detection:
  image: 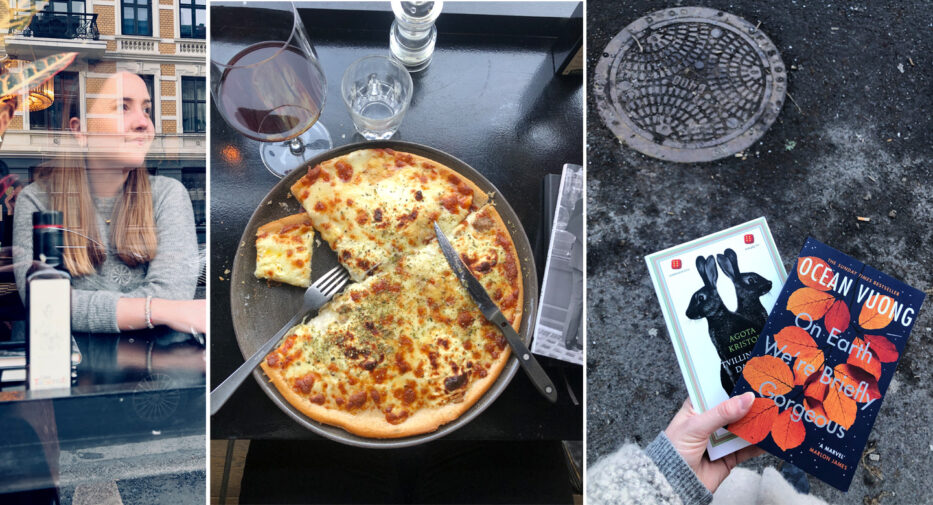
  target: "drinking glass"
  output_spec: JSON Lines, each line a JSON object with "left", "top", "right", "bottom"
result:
{"left": 210, "top": 2, "right": 331, "bottom": 177}
{"left": 341, "top": 56, "right": 413, "bottom": 141}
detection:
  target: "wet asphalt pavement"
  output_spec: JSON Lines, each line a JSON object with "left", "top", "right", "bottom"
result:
{"left": 586, "top": 1, "right": 932, "bottom": 503}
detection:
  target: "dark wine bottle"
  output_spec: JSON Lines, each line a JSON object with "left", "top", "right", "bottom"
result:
{"left": 25, "top": 211, "right": 71, "bottom": 391}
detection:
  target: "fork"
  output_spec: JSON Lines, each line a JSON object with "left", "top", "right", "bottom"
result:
{"left": 210, "top": 266, "right": 350, "bottom": 415}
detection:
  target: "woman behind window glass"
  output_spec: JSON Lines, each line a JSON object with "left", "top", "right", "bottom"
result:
{"left": 12, "top": 71, "right": 205, "bottom": 374}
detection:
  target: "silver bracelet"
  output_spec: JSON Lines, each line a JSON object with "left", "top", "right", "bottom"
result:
{"left": 145, "top": 295, "right": 155, "bottom": 329}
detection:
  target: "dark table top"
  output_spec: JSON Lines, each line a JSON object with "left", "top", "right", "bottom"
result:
{"left": 0, "top": 378, "right": 205, "bottom": 494}
{"left": 210, "top": 3, "right": 584, "bottom": 442}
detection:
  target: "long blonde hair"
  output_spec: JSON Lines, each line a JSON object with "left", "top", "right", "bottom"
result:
{"left": 35, "top": 154, "right": 157, "bottom": 277}
{"left": 35, "top": 71, "right": 158, "bottom": 276}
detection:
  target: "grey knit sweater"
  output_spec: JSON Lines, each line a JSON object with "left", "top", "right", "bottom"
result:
{"left": 587, "top": 432, "right": 712, "bottom": 505}
{"left": 588, "top": 433, "right": 830, "bottom": 505}
{"left": 13, "top": 175, "right": 198, "bottom": 333}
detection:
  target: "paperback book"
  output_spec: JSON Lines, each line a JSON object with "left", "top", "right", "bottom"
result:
{"left": 646, "top": 218, "right": 787, "bottom": 460}
{"left": 728, "top": 237, "right": 926, "bottom": 491}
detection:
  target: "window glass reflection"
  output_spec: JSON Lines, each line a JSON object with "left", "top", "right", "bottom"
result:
{"left": 0, "top": 1, "right": 206, "bottom": 499}
{"left": 179, "top": 0, "right": 205, "bottom": 39}
{"left": 29, "top": 72, "right": 79, "bottom": 131}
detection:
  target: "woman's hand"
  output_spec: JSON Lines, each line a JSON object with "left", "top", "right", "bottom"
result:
{"left": 150, "top": 298, "right": 206, "bottom": 334}
{"left": 664, "top": 392, "right": 762, "bottom": 493}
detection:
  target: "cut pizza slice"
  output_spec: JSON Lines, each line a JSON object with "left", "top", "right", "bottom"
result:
{"left": 290, "top": 148, "right": 489, "bottom": 281}
{"left": 260, "top": 205, "right": 522, "bottom": 438}
{"left": 254, "top": 213, "right": 314, "bottom": 287}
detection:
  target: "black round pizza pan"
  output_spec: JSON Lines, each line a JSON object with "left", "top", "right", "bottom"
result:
{"left": 228, "top": 140, "right": 538, "bottom": 448}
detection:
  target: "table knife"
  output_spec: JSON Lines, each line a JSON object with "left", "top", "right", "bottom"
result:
{"left": 433, "top": 222, "right": 558, "bottom": 403}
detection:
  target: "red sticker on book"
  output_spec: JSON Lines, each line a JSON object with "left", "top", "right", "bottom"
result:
{"left": 671, "top": 259, "right": 682, "bottom": 269}
{"left": 744, "top": 234, "right": 755, "bottom": 244}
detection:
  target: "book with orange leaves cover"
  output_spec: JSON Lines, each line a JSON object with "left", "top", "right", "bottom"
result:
{"left": 728, "top": 237, "right": 925, "bottom": 491}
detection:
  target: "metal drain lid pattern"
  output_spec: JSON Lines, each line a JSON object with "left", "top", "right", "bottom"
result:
{"left": 594, "top": 7, "right": 787, "bottom": 162}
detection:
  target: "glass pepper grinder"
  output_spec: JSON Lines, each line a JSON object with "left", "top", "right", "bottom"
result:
{"left": 389, "top": 0, "right": 443, "bottom": 72}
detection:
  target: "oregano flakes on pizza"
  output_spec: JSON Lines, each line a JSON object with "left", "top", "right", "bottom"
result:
{"left": 258, "top": 149, "right": 523, "bottom": 438}
{"left": 290, "top": 148, "right": 488, "bottom": 281}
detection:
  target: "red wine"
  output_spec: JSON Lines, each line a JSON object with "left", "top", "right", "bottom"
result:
{"left": 217, "top": 41, "right": 326, "bottom": 142}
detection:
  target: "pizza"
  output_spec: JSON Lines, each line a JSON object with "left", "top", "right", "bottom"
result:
{"left": 259, "top": 199, "right": 523, "bottom": 438}
{"left": 254, "top": 213, "right": 314, "bottom": 287}
{"left": 290, "top": 148, "right": 488, "bottom": 281}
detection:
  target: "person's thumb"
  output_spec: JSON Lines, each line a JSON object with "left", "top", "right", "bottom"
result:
{"left": 688, "top": 392, "right": 755, "bottom": 437}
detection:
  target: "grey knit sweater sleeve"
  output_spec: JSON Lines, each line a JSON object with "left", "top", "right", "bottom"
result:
{"left": 13, "top": 185, "right": 119, "bottom": 333}
{"left": 109, "top": 176, "right": 199, "bottom": 301}
{"left": 587, "top": 432, "right": 713, "bottom": 505}
{"left": 13, "top": 176, "right": 198, "bottom": 333}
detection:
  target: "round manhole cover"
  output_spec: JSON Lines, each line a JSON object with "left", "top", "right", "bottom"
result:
{"left": 593, "top": 7, "right": 786, "bottom": 162}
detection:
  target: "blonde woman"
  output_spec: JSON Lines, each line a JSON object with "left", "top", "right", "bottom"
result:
{"left": 12, "top": 71, "right": 204, "bottom": 370}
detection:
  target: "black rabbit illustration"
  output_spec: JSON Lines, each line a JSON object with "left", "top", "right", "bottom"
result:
{"left": 685, "top": 255, "right": 755, "bottom": 394}
{"left": 716, "top": 248, "right": 773, "bottom": 330}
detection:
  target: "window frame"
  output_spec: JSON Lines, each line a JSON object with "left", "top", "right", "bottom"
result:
{"left": 49, "top": 0, "right": 86, "bottom": 16}
{"left": 178, "top": 0, "right": 205, "bottom": 39}
{"left": 29, "top": 71, "right": 80, "bottom": 131}
{"left": 120, "top": 0, "right": 152, "bottom": 37}
{"left": 181, "top": 76, "right": 205, "bottom": 133}
{"left": 138, "top": 74, "right": 155, "bottom": 106}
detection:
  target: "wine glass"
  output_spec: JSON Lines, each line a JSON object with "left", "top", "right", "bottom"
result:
{"left": 210, "top": 2, "right": 331, "bottom": 177}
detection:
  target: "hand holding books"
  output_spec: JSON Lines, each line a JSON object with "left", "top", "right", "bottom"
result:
{"left": 663, "top": 392, "right": 761, "bottom": 493}
{"left": 646, "top": 218, "right": 787, "bottom": 460}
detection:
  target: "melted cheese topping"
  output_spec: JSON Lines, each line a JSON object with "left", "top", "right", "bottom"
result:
{"left": 291, "top": 149, "right": 478, "bottom": 281}
{"left": 254, "top": 214, "right": 314, "bottom": 287}
{"left": 264, "top": 206, "right": 521, "bottom": 427}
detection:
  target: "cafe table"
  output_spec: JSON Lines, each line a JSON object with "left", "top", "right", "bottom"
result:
{"left": 0, "top": 345, "right": 205, "bottom": 497}
{"left": 210, "top": 2, "right": 584, "bottom": 444}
